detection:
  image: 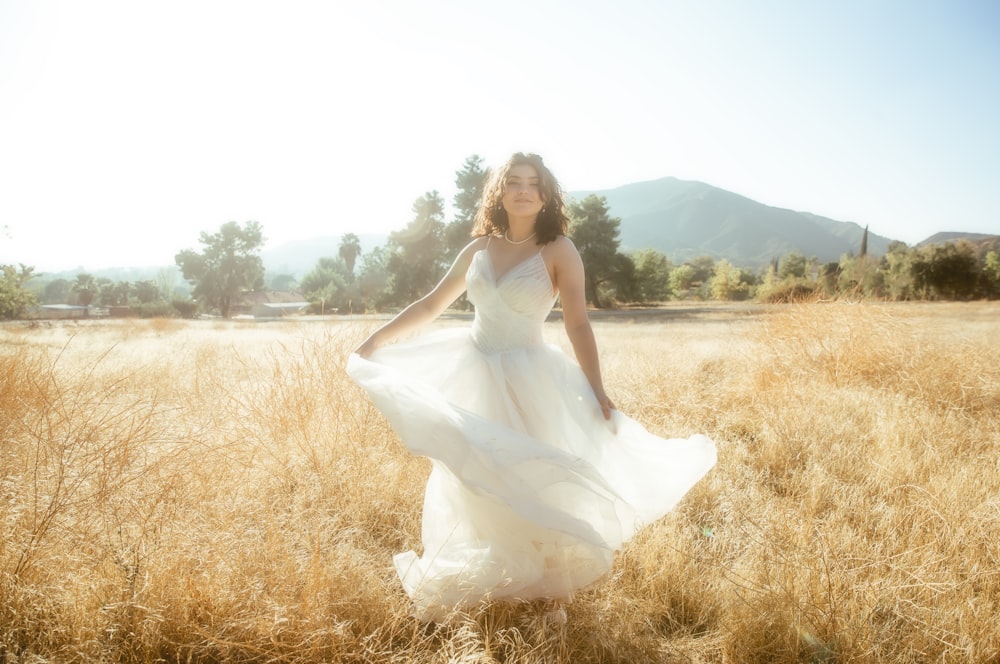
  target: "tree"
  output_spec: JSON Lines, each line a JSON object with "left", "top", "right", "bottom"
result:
{"left": 611, "top": 253, "right": 639, "bottom": 303}
{"left": 338, "top": 233, "right": 362, "bottom": 278}
{"left": 911, "top": 241, "right": 980, "bottom": 300}
{"left": 72, "top": 273, "right": 98, "bottom": 309}
{"left": 301, "top": 257, "right": 349, "bottom": 314}
{"left": 357, "top": 246, "right": 390, "bottom": 311}
{"left": 755, "top": 262, "right": 780, "bottom": 301}
{"left": 444, "top": 155, "right": 488, "bottom": 259}
{"left": 818, "top": 261, "right": 841, "bottom": 297}
{"left": 0, "top": 264, "right": 37, "bottom": 319}
{"left": 882, "top": 241, "right": 913, "bottom": 300}
{"left": 175, "top": 221, "right": 266, "bottom": 318}
{"left": 568, "top": 195, "right": 622, "bottom": 308}
{"left": 155, "top": 267, "right": 179, "bottom": 300}
{"left": 43, "top": 278, "right": 71, "bottom": 304}
{"left": 686, "top": 256, "right": 717, "bottom": 285}
{"left": 669, "top": 264, "right": 696, "bottom": 298}
{"left": 385, "top": 192, "right": 447, "bottom": 307}
{"left": 632, "top": 249, "right": 672, "bottom": 302}
{"left": 709, "top": 259, "right": 748, "bottom": 300}
{"left": 100, "top": 280, "right": 133, "bottom": 306}
{"left": 134, "top": 280, "right": 161, "bottom": 304}
{"left": 778, "top": 252, "right": 808, "bottom": 280}
{"left": 983, "top": 250, "right": 1000, "bottom": 298}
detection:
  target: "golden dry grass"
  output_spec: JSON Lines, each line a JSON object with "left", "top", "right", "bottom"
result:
{"left": 1, "top": 303, "right": 998, "bottom": 663}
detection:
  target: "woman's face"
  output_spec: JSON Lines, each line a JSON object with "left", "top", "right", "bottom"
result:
{"left": 501, "top": 163, "right": 545, "bottom": 220}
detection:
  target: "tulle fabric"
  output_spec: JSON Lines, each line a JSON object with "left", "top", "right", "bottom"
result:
{"left": 347, "top": 246, "right": 716, "bottom": 620}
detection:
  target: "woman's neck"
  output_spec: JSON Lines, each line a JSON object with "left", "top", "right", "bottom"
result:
{"left": 506, "top": 216, "right": 537, "bottom": 242}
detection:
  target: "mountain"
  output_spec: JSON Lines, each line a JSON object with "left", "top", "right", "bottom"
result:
{"left": 917, "top": 231, "right": 999, "bottom": 247}
{"left": 569, "top": 177, "right": 894, "bottom": 267}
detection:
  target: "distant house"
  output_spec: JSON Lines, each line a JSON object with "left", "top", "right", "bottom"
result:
{"left": 240, "top": 290, "right": 310, "bottom": 319}
{"left": 251, "top": 301, "right": 310, "bottom": 318}
{"left": 31, "top": 304, "right": 108, "bottom": 320}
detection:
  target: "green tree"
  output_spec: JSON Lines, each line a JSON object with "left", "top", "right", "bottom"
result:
{"left": 738, "top": 267, "right": 759, "bottom": 289}
{"left": 778, "top": 252, "right": 808, "bottom": 280}
{"left": 98, "top": 279, "right": 133, "bottom": 307}
{"left": 171, "top": 298, "right": 198, "bottom": 318}
{"left": 43, "top": 278, "right": 71, "bottom": 304}
{"left": 911, "top": 241, "right": 980, "bottom": 300}
{"left": 818, "top": 262, "right": 841, "bottom": 297}
{"left": 444, "top": 155, "right": 488, "bottom": 259}
{"left": 175, "top": 221, "right": 266, "bottom": 318}
{"left": 882, "top": 241, "right": 913, "bottom": 300}
{"left": 611, "top": 253, "right": 639, "bottom": 303}
{"left": 983, "top": 250, "right": 1000, "bottom": 298}
{"left": 385, "top": 192, "right": 447, "bottom": 307}
{"left": 755, "top": 262, "right": 780, "bottom": 301}
{"left": 94, "top": 277, "right": 116, "bottom": 306}
{"left": 837, "top": 249, "right": 883, "bottom": 297}
{"left": 134, "top": 280, "right": 161, "bottom": 304}
{"left": 686, "top": 256, "right": 717, "bottom": 285}
{"left": 709, "top": 259, "right": 748, "bottom": 300}
{"left": 357, "top": 246, "right": 390, "bottom": 311}
{"left": 72, "top": 273, "right": 98, "bottom": 309}
{"left": 155, "top": 267, "right": 179, "bottom": 300}
{"left": 338, "top": 233, "right": 362, "bottom": 278}
{"left": 669, "top": 264, "right": 696, "bottom": 298}
{"left": 632, "top": 248, "right": 672, "bottom": 302}
{"left": 568, "top": 195, "right": 622, "bottom": 308}
{"left": 0, "top": 264, "right": 37, "bottom": 319}
{"left": 301, "top": 257, "right": 350, "bottom": 314}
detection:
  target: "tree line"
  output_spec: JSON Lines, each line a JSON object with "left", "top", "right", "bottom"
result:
{"left": 2, "top": 156, "right": 998, "bottom": 320}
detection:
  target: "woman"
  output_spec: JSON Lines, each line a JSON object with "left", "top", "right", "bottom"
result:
{"left": 349, "top": 153, "right": 716, "bottom": 621}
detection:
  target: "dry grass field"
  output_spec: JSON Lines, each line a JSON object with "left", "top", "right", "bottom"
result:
{"left": 1, "top": 302, "right": 998, "bottom": 663}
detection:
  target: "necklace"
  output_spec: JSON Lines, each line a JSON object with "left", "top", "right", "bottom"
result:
{"left": 504, "top": 230, "right": 537, "bottom": 245}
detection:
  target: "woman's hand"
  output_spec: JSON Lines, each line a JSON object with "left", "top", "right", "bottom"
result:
{"left": 593, "top": 388, "right": 615, "bottom": 421}
{"left": 349, "top": 237, "right": 486, "bottom": 361}
{"left": 353, "top": 334, "right": 382, "bottom": 359}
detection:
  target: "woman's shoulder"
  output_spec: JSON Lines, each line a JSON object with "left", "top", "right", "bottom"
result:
{"left": 451, "top": 235, "right": 491, "bottom": 266}
{"left": 460, "top": 235, "right": 492, "bottom": 254}
{"left": 544, "top": 235, "right": 581, "bottom": 259}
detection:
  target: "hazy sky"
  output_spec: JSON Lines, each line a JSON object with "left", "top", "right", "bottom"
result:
{"left": 1, "top": 0, "right": 998, "bottom": 272}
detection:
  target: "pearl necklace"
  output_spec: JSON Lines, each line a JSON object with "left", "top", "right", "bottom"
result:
{"left": 504, "top": 230, "right": 537, "bottom": 245}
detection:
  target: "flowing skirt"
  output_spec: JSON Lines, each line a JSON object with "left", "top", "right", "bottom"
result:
{"left": 347, "top": 328, "right": 716, "bottom": 620}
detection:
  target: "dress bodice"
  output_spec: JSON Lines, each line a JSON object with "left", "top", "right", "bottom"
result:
{"left": 466, "top": 248, "right": 556, "bottom": 354}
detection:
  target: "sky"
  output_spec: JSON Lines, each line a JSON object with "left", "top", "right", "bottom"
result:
{"left": 1, "top": 0, "right": 998, "bottom": 272}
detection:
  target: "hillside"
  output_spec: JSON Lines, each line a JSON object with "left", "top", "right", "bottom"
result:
{"left": 569, "top": 177, "right": 894, "bottom": 267}
{"left": 918, "top": 231, "right": 999, "bottom": 247}
{"left": 29, "top": 180, "right": 987, "bottom": 282}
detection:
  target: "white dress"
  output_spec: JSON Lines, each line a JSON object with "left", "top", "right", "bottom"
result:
{"left": 347, "top": 244, "right": 717, "bottom": 620}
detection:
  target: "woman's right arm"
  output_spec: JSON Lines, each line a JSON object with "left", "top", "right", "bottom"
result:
{"left": 353, "top": 237, "right": 486, "bottom": 358}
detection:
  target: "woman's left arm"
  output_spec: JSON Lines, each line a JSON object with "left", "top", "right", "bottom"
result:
{"left": 551, "top": 237, "right": 615, "bottom": 420}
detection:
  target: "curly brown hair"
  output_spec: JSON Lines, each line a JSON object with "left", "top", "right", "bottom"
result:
{"left": 471, "top": 152, "right": 569, "bottom": 245}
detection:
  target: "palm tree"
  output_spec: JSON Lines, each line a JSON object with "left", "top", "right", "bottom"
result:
{"left": 72, "top": 273, "right": 98, "bottom": 315}
{"left": 338, "top": 233, "right": 362, "bottom": 278}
